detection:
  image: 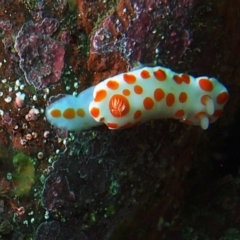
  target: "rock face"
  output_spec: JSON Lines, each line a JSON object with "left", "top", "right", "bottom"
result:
{"left": 86, "top": 0, "right": 193, "bottom": 84}
{"left": 0, "top": 0, "right": 239, "bottom": 239}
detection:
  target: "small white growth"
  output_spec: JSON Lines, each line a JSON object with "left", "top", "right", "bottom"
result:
{"left": 4, "top": 96, "right": 12, "bottom": 103}
{"left": 74, "top": 82, "right": 78, "bottom": 89}
{"left": 37, "top": 152, "right": 44, "bottom": 159}
{"left": 200, "top": 116, "right": 209, "bottom": 130}
{"left": 32, "top": 95, "right": 38, "bottom": 101}
{"left": 25, "top": 108, "right": 40, "bottom": 121}
{"left": 15, "top": 79, "right": 21, "bottom": 86}
{"left": 0, "top": 109, "right": 4, "bottom": 116}
{"left": 15, "top": 92, "right": 26, "bottom": 108}
{"left": 44, "top": 88, "right": 50, "bottom": 95}
{"left": 43, "top": 131, "right": 50, "bottom": 138}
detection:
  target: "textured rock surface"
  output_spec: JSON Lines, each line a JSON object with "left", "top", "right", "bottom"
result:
{"left": 0, "top": 0, "right": 239, "bottom": 239}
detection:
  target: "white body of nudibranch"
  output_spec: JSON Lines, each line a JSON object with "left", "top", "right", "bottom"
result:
{"left": 45, "top": 66, "right": 229, "bottom": 131}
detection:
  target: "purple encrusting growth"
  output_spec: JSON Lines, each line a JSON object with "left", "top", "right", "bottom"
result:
{"left": 90, "top": 0, "right": 192, "bottom": 64}
{"left": 0, "top": 20, "right": 12, "bottom": 31}
{"left": 14, "top": 18, "right": 65, "bottom": 89}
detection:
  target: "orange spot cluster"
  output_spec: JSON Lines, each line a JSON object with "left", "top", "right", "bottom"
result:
{"left": 90, "top": 67, "right": 228, "bottom": 131}
{"left": 50, "top": 108, "right": 86, "bottom": 119}
{"left": 173, "top": 74, "right": 190, "bottom": 84}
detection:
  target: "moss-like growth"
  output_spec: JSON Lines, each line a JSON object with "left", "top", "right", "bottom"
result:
{"left": 11, "top": 152, "right": 35, "bottom": 197}
{"left": 67, "top": 0, "right": 77, "bottom": 12}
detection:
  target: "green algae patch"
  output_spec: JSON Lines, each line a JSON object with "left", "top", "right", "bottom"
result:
{"left": 11, "top": 152, "right": 35, "bottom": 197}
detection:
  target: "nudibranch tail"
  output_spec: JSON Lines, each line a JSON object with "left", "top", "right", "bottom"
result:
{"left": 45, "top": 86, "right": 103, "bottom": 131}
{"left": 45, "top": 66, "right": 229, "bottom": 131}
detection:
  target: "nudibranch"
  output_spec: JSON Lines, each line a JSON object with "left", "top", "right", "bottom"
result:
{"left": 45, "top": 66, "right": 229, "bottom": 131}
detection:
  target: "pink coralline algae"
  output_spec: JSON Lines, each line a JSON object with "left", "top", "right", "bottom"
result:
{"left": 90, "top": 0, "right": 192, "bottom": 65}
{"left": 14, "top": 18, "right": 65, "bottom": 89}
{"left": 0, "top": 20, "right": 12, "bottom": 32}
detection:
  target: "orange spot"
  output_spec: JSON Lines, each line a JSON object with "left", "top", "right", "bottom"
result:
{"left": 94, "top": 89, "right": 107, "bottom": 102}
{"left": 143, "top": 97, "right": 154, "bottom": 110}
{"left": 166, "top": 93, "right": 175, "bottom": 107}
{"left": 195, "top": 111, "right": 206, "bottom": 120}
{"left": 179, "top": 92, "right": 187, "bottom": 103}
{"left": 123, "top": 73, "right": 136, "bottom": 84}
{"left": 121, "top": 122, "right": 133, "bottom": 128}
{"left": 183, "top": 119, "right": 193, "bottom": 125}
{"left": 109, "top": 94, "right": 130, "bottom": 117}
{"left": 181, "top": 74, "right": 190, "bottom": 84}
{"left": 173, "top": 75, "right": 182, "bottom": 84}
{"left": 50, "top": 109, "right": 61, "bottom": 118}
{"left": 174, "top": 109, "right": 185, "bottom": 118}
{"left": 200, "top": 95, "right": 211, "bottom": 105}
{"left": 153, "top": 69, "right": 167, "bottom": 81}
{"left": 154, "top": 88, "right": 165, "bottom": 101}
{"left": 63, "top": 108, "right": 76, "bottom": 119}
{"left": 90, "top": 107, "right": 100, "bottom": 118}
{"left": 107, "top": 122, "right": 118, "bottom": 129}
{"left": 134, "top": 110, "right": 142, "bottom": 119}
{"left": 122, "top": 89, "right": 130, "bottom": 96}
{"left": 140, "top": 70, "right": 151, "bottom": 79}
{"left": 76, "top": 108, "right": 85, "bottom": 117}
{"left": 213, "top": 109, "right": 223, "bottom": 117}
{"left": 199, "top": 78, "right": 213, "bottom": 92}
{"left": 217, "top": 92, "right": 229, "bottom": 104}
{"left": 106, "top": 80, "right": 119, "bottom": 90}
{"left": 134, "top": 85, "right": 143, "bottom": 94}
